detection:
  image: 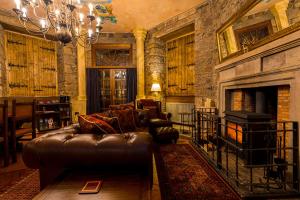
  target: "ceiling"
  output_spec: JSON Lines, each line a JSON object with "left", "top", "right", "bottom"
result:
{"left": 0, "top": 0, "right": 203, "bottom": 32}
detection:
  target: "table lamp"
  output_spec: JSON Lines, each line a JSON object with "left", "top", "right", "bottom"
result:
{"left": 151, "top": 83, "right": 161, "bottom": 101}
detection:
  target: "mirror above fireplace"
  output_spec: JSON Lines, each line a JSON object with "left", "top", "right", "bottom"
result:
{"left": 217, "top": 0, "right": 300, "bottom": 62}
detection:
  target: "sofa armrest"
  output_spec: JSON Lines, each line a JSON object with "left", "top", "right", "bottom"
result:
{"left": 160, "top": 112, "right": 172, "bottom": 120}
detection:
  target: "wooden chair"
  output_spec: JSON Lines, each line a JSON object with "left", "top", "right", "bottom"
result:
{"left": 11, "top": 99, "right": 36, "bottom": 162}
{"left": 0, "top": 100, "right": 9, "bottom": 166}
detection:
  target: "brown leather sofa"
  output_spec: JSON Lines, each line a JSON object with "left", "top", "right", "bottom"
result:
{"left": 22, "top": 125, "right": 153, "bottom": 189}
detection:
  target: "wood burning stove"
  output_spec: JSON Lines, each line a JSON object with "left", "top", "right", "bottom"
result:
{"left": 225, "top": 111, "right": 275, "bottom": 165}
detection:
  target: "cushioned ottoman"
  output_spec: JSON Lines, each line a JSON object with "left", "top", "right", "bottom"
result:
{"left": 154, "top": 127, "right": 179, "bottom": 144}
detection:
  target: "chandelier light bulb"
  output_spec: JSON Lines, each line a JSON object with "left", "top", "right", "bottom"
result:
{"left": 21, "top": 7, "right": 27, "bottom": 18}
{"left": 55, "top": 9, "right": 60, "bottom": 17}
{"left": 77, "top": 0, "right": 81, "bottom": 4}
{"left": 40, "top": 19, "right": 46, "bottom": 29}
{"left": 88, "top": 3, "right": 93, "bottom": 15}
{"left": 88, "top": 29, "right": 93, "bottom": 38}
{"left": 96, "top": 17, "right": 102, "bottom": 26}
{"left": 15, "top": 0, "right": 21, "bottom": 10}
{"left": 31, "top": 0, "right": 37, "bottom": 5}
{"left": 75, "top": 27, "right": 79, "bottom": 35}
{"left": 79, "top": 13, "right": 84, "bottom": 22}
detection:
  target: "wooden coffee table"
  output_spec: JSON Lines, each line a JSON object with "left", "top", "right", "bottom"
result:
{"left": 33, "top": 170, "right": 151, "bottom": 200}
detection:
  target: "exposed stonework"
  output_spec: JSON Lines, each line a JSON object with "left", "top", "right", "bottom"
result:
{"left": 144, "top": 0, "right": 248, "bottom": 108}
{"left": 194, "top": 0, "right": 247, "bottom": 106}
{"left": 144, "top": 37, "right": 165, "bottom": 96}
{"left": 57, "top": 44, "right": 78, "bottom": 98}
{"left": 278, "top": 86, "right": 290, "bottom": 121}
{"left": 231, "top": 89, "right": 243, "bottom": 111}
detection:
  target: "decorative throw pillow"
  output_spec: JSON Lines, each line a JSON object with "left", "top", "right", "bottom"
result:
{"left": 78, "top": 115, "right": 117, "bottom": 134}
{"left": 120, "top": 102, "right": 135, "bottom": 110}
{"left": 109, "top": 102, "right": 135, "bottom": 110}
{"left": 144, "top": 106, "right": 158, "bottom": 119}
{"left": 110, "top": 109, "right": 136, "bottom": 133}
{"left": 91, "top": 113, "right": 122, "bottom": 133}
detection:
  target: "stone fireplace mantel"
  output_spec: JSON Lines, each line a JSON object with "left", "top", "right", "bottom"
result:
{"left": 215, "top": 30, "right": 300, "bottom": 127}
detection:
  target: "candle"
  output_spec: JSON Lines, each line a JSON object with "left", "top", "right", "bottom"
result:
{"left": 88, "top": 3, "right": 93, "bottom": 15}
{"left": 15, "top": 0, "right": 21, "bottom": 10}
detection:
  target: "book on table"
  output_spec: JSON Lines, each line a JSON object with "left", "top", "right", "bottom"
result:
{"left": 79, "top": 180, "right": 102, "bottom": 194}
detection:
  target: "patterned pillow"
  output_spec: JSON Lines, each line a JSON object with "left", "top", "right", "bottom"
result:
{"left": 90, "top": 113, "right": 122, "bottom": 133}
{"left": 110, "top": 109, "right": 136, "bottom": 133}
{"left": 78, "top": 115, "right": 117, "bottom": 134}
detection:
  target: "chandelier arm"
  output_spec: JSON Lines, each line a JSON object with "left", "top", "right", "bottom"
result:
{"left": 19, "top": 17, "right": 43, "bottom": 35}
{"left": 46, "top": 8, "right": 57, "bottom": 29}
{"left": 21, "top": 20, "right": 45, "bottom": 36}
{"left": 32, "top": 4, "right": 47, "bottom": 20}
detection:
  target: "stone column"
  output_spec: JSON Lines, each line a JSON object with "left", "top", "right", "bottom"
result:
{"left": 72, "top": 44, "right": 87, "bottom": 121}
{"left": 133, "top": 28, "right": 147, "bottom": 99}
{"left": 271, "top": 0, "right": 289, "bottom": 30}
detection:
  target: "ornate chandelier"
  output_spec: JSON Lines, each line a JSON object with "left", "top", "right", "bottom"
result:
{"left": 12, "top": 0, "right": 117, "bottom": 46}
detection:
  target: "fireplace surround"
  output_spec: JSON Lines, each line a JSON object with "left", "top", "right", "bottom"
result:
{"left": 215, "top": 29, "right": 300, "bottom": 194}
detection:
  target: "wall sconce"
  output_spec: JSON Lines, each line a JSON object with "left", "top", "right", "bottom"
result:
{"left": 151, "top": 83, "right": 161, "bottom": 101}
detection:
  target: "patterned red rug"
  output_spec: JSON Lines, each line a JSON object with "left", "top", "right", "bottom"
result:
{"left": 0, "top": 169, "right": 40, "bottom": 200}
{"left": 155, "top": 144, "right": 241, "bottom": 200}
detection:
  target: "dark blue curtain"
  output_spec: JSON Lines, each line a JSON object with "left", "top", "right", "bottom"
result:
{"left": 126, "top": 68, "right": 137, "bottom": 103}
{"left": 86, "top": 68, "right": 102, "bottom": 114}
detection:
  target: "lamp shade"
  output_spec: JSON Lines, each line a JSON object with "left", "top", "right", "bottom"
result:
{"left": 151, "top": 83, "right": 161, "bottom": 92}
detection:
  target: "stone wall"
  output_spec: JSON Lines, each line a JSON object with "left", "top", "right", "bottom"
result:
{"left": 145, "top": 0, "right": 248, "bottom": 108}
{"left": 57, "top": 44, "right": 78, "bottom": 98}
{"left": 194, "top": 0, "right": 247, "bottom": 106}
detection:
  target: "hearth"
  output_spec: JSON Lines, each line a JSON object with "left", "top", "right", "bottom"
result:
{"left": 225, "top": 111, "right": 275, "bottom": 165}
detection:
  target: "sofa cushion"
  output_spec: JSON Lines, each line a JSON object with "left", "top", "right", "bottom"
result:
{"left": 110, "top": 109, "right": 136, "bottom": 133}
{"left": 78, "top": 115, "right": 117, "bottom": 135}
{"left": 90, "top": 114, "right": 122, "bottom": 133}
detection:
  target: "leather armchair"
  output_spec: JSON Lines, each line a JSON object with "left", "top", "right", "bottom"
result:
{"left": 137, "top": 99, "right": 171, "bottom": 122}
{"left": 136, "top": 99, "right": 172, "bottom": 135}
